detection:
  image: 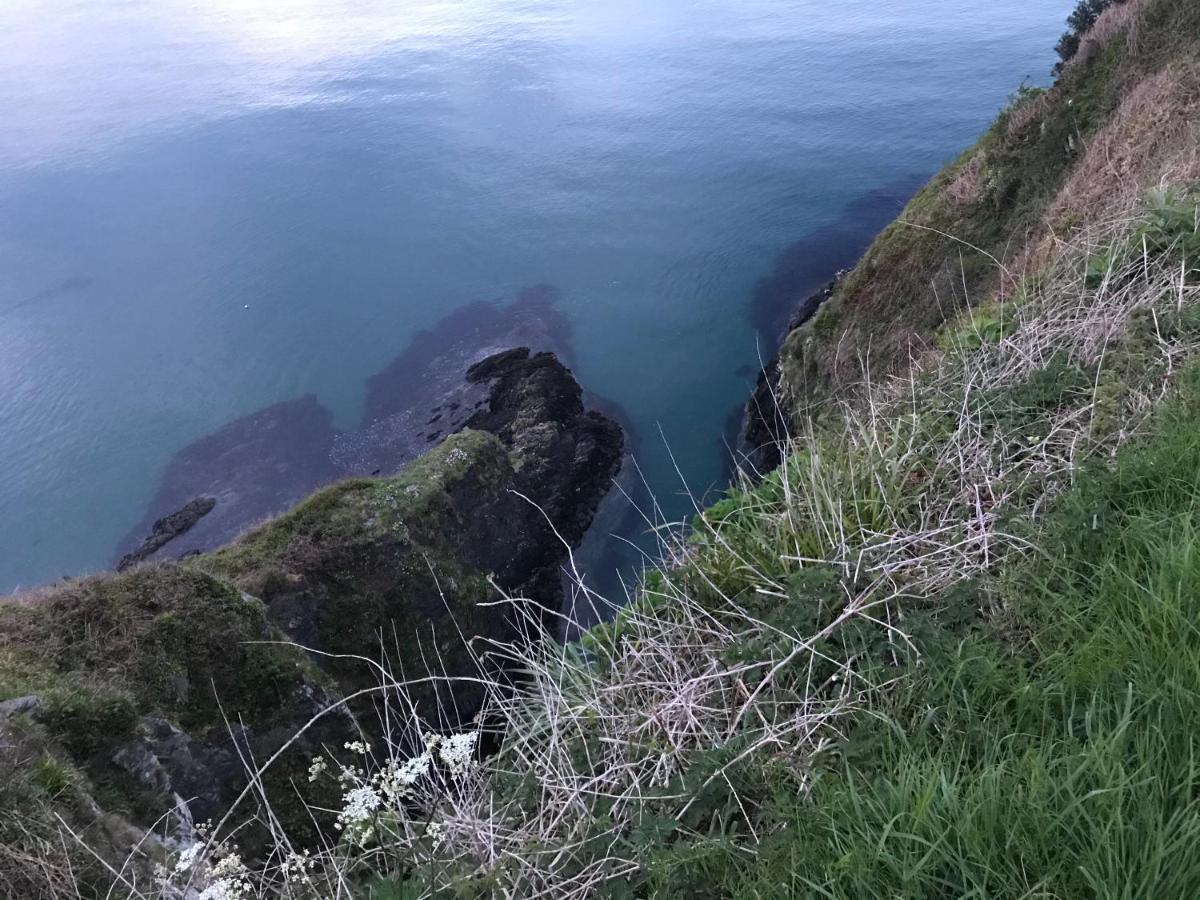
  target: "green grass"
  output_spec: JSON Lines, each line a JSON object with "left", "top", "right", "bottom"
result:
{"left": 654, "top": 372, "right": 1200, "bottom": 899}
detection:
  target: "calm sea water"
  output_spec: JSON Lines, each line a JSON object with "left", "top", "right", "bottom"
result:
{"left": 0, "top": 0, "right": 1066, "bottom": 592}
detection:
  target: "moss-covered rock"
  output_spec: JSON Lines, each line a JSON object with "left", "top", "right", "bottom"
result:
{"left": 188, "top": 351, "right": 622, "bottom": 730}
{"left": 192, "top": 429, "right": 517, "bottom": 725}
{"left": 0, "top": 347, "right": 623, "bottom": 875}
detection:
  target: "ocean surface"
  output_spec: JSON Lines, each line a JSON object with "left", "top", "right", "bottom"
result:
{"left": 0, "top": 0, "right": 1066, "bottom": 593}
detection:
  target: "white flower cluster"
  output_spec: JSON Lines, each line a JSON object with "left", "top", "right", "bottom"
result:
{"left": 425, "top": 820, "right": 445, "bottom": 849}
{"left": 437, "top": 731, "right": 478, "bottom": 777}
{"left": 378, "top": 751, "right": 431, "bottom": 803}
{"left": 314, "top": 729, "right": 481, "bottom": 852}
{"left": 307, "top": 755, "right": 328, "bottom": 782}
{"left": 279, "top": 849, "right": 316, "bottom": 886}
{"left": 197, "top": 853, "right": 252, "bottom": 900}
{"left": 173, "top": 842, "right": 203, "bottom": 874}
{"left": 336, "top": 784, "right": 382, "bottom": 846}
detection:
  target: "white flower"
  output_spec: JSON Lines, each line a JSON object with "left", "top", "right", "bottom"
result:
{"left": 426, "top": 820, "right": 445, "bottom": 849}
{"left": 338, "top": 784, "right": 382, "bottom": 846}
{"left": 344, "top": 740, "right": 368, "bottom": 755}
{"left": 198, "top": 853, "right": 252, "bottom": 900}
{"left": 377, "top": 752, "right": 431, "bottom": 802}
{"left": 307, "top": 756, "right": 328, "bottom": 782}
{"left": 280, "top": 850, "right": 315, "bottom": 885}
{"left": 341, "top": 785, "right": 381, "bottom": 819}
{"left": 438, "top": 731, "right": 478, "bottom": 777}
{"left": 173, "top": 842, "right": 203, "bottom": 873}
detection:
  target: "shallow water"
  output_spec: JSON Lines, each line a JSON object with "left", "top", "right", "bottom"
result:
{"left": 0, "top": 0, "right": 1067, "bottom": 592}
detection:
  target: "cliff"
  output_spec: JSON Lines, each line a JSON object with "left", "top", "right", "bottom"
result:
{"left": 777, "top": 0, "right": 1200, "bottom": 415}
{"left": 0, "top": 349, "right": 621, "bottom": 892}
{"left": 5, "top": 0, "right": 1200, "bottom": 896}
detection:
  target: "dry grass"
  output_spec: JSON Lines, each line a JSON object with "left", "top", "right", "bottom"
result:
{"left": 947, "top": 152, "right": 986, "bottom": 205}
{"left": 1053, "top": 64, "right": 1200, "bottom": 223}
{"left": 1003, "top": 88, "right": 1053, "bottom": 140}
{"left": 1006, "top": 63, "right": 1200, "bottom": 289}
{"left": 1064, "top": 0, "right": 1154, "bottom": 74}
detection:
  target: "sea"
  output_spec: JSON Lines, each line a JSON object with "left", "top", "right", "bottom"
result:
{"left": 0, "top": 0, "right": 1067, "bottom": 592}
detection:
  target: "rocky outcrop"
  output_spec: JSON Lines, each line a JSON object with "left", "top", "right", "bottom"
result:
{"left": 195, "top": 349, "right": 622, "bottom": 728}
{"left": 117, "top": 496, "right": 216, "bottom": 571}
{"left": 1, "top": 348, "right": 621, "bottom": 870}
{"left": 740, "top": 282, "right": 836, "bottom": 478}
{"left": 114, "top": 288, "right": 576, "bottom": 567}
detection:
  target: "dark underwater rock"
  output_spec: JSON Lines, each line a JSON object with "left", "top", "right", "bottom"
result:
{"left": 117, "top": 496, "right": 216, "bottom": 571}
{"left": 115, "top": 288, "right": 577, "bottom": 567}
{"left": 113, "top": 396, "right": 340, "bottom": 565}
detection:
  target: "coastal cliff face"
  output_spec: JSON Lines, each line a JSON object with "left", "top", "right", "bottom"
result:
{"left": 4, "top": 0, "right": 1200, "bottom": 895}
{"left": 0, "top": 349, "right": 620, "bottom": 885}
{"left": 771, "top": 0, "right": 1200, "bottom": 418}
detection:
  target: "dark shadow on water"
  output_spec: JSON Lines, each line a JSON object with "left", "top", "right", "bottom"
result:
{"left": 117, "top": 286, "right": 579, "bottom": 561}
{"left": 114, "top": 396, "right": 341, "bottom": 561}
{"left": 748, "top": 175, "right": 926, "bottom": 344}
{"left": 725, "top": 175, "right": 927, "bottom": 483}
{"left": 2, "top": 275, "right": 93, "bottom": 317}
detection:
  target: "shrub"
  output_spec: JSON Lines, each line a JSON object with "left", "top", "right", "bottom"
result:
{"left": 1055, "top": 0, "right": 1125, "bottom": 72}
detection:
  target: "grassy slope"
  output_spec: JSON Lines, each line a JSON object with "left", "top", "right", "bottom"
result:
{"left": 341, "top": 188, "right": 1199, "bottom": 898}
{"left": 781, "top": 0, "right": 1200, "bottom": 410}
{"left": 337, "top": 8, "right": 1200, "bottom": 893}
{"left": 653, "top": 374, "right": 1200, "bottom": 898}
{"left": 631, "top": 3, "right": 1200, "bottom": 894}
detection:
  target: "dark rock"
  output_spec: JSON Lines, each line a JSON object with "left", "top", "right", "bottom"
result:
{"left": 117, "top": 497, "right": 216, "bottom": 571}
{"left": 0, "top": 695, "right": 41, "bottom": 719}
{"left": 113, "top": 396, "right": 340, "bottom": 564}
{"left": 344, "top": 286, "right": 574, "bottom": 476}
{"left": 740, "top": 282, "right": 837, "bottom": 479}
{"left": 463, "top": 348, "right": 626, "bottom": 601}
{"left": 193, "top": 350, "right": 623, "bottom": 735}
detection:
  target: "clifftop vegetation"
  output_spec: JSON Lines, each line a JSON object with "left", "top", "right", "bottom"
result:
{"left": 781, "top": 0, "right": 1200, "bottom": 411}
{"left": 3, "top": 0, "right": 1200, "bottom": 897}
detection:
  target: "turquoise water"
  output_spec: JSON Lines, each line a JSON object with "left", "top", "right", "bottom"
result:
{"left": 0, "top": 0, "right": 1066, "bottom": 592}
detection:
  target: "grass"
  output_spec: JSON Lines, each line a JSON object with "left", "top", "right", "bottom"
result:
{"left": 712, "top": 371, "right": 1200, "bottom": 899}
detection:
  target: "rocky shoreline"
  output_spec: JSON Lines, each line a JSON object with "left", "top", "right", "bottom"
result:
{"left": 114, "top": 288, "right": 584, "bottom": 566}
{"left": 740, "top": 280, "right": 838, "bottom": 477}
{"left": 0, "top": 343, "right": 624, "bottom": 868}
